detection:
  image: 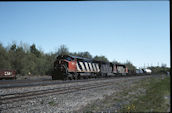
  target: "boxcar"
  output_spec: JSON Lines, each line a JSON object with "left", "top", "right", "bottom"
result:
{"left": 0, "top": 70, "right": 16, "bottom": 80}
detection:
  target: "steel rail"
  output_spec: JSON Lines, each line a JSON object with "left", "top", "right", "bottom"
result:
{"left": 0, "top": 74, "right": 146, "bottom": 89}
{"left": 0, "top": 75, "right": 151, "bottom": 111}
{"left": 0, "top": 81, "right": 116, "bottom": 111}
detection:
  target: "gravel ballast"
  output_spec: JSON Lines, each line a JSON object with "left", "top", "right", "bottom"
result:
{"left": 0, "top": 75, "right": 151, "bottom": 113}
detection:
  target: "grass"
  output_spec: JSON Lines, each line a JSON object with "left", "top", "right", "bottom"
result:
{"left": 48, "top": 100, "right": 56, "bottom": 106}
{"left": 78, "top": 78, "right": 145, "bottom": 112}
{"left": 78, "top": 75, "right": 170, "bottom": 112}
{"left": 120, "top": 76, "right": 170, "bottom": 112}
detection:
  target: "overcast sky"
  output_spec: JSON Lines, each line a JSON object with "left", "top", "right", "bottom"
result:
{"left": 0, "top": 1, "right": 170, "bottom": 68}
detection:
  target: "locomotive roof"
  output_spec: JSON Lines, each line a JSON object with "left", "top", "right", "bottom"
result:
{"left": 68, "top": 55, "right": 111, "bottom": 64}
{"left": 57, "top": 55, "right": 93, "bottom": 61}
{"left": 115, "top": 64, "right": 126, "bottom": 67}
{"left": 69, "top": 55, "right": 93, "bottom": 61}
{"left": 57, "top": 55, "right": 126, "bottom": 66}
{"left": 93, "top": 60, "right": 110, "bottom": 64}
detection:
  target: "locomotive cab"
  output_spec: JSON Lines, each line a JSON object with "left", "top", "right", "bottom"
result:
{"left": 52, "top": 55, "right": 77, "bottom": 80}
{"left": 54, "top": 55, "right": 76, "bottom": 71}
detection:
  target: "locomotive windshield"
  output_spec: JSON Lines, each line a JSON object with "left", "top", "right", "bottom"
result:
{"left": 65, "top": 57, "right": 72, "bottom": 61}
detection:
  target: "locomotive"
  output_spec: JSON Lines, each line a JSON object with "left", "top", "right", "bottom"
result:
{"left": 52, "top": 55, "right": 128, "bottom": 80}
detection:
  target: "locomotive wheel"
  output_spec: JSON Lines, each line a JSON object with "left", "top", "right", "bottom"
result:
{"left": 72, "top": 73, "right": 78, "bottom": 80}
{"left": 91, "top": 73, "right": 94, "bottom": 78}
{"left": 95, "top": 75, "right": 97, "bottom": 79}
{"left": 66, "top": 76, "right": 72, "bottom": 80}
{"left": 83, "top": 76, "right": 87, "bottom": 79}
{"left": 52, "top": 76, "right": 57, "bottom": 80}
{"left": 74, "top": 76, "right": 78, "bottom": 80}
{"left": 77, "top": 74, "right": 81, "bottom": 80}
{"left": 69, "top": 76, "right": 72, "bottom": 80}
{"left": 63, "top": 65, "right": 72, "bottom": 80}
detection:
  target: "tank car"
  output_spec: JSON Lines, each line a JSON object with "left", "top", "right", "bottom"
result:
{"left": 136, "top": 69, "right": 144, "bottom": 75}
{"left": 142, "top": 68, "right": 152, "bottom": 75}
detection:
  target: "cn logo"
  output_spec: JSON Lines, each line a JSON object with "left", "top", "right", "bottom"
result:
{"left": 4, "top": 71, "right": 12, "bottom": 76}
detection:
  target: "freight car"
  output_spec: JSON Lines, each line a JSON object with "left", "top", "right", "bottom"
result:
{"left": 0, "top": 70, "right": 16, "bottom": 80}
{"left": 142, "top": 68, "right": 152, "bottom": 75}
{"left": 52, "top": 55, "right": 128, "bottom": 80}
{"left": 114, "top": 64, "right": 128, "bottom": 76}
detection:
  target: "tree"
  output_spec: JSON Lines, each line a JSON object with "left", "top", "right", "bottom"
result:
{"left": 30, "top": 44, "right": 41, "bottom": 57}
{"left": 93, "top": 55, "right": 109, "bottom": 62}
{"left": 0, "top": 43, "right": 11, "bottom": 69}
{"left": 112, "top": 60, "right": 121, "bottom": 65}
{"left": 123, "top": 60, "right": 136, "bottom": 70}
{"left": 161, "top": 63, "right": 167, "bottom": 68}
{"left": 10, "top": 44, "right": 17, "bottom": 51}
{"left": 148, "top": 66, "right": 170, "bottom": 74}
{"left": 56, "top": 45, "right": 69, "bottom": 56}
{"left": 70, "top": 51, "right": 92, "bottom": 59}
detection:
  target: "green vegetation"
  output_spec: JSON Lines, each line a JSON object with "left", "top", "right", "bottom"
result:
{"left": 70, "top": 51, "right": 93, "bottom": 59}
{"left": 0, "top": 42, "right": 111, "bottom": 75}
{"left": 56, "top": 44, "right": 69, "bottom": 56}
{"left": 0, "top": 42, "right": 169, "bottom": 76}
{"left": 148, "top": 66, "right": 170, "bottom": 74}
{"left": 78, "top": 76, "right": 170, "bottom": 112}
{"left": 123, "top": 60, "right": 136, "bottom": 70}
{"left": 93, "top": 55, "right": 109, "bottom": 62}
{"left": 112, "top": 60, "right": 136, "bottom": 70}
{"left": 0, "top": 42, "right": 56, "bottom": 75}
{"left": 120, "top": 76, "right": 170, "bottom": 112}
{"left": 48, "top": 100, "right": 56, "bottom": 106}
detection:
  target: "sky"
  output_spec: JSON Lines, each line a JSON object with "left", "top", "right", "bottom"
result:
{"left": 0, "top": 1, "right": 170, "bottom": 68}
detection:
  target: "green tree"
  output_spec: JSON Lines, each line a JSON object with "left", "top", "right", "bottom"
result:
{"left": 10, "top": 44, "right": 17, "bottom": 51}
{"left": 0, "top": 43, "right": 11, "bottom": 69}
{"left": 112, "top": 60, "right": 121, "bottom": 65}
{"left": 123, "top": 60, "right": 136, "bottom": 70}
{"left": 148, "top": 65, "right": 170, "bottom": 74}
{"left": 93, "top": 55, "right": 109, "bottom": 62}
{"left": 161, "top": 63, "right": 167, "bottom": 68}
{"left": 30, "top": 44, "right": 41, "bottom": 57}
{"left": 70, "top": 51, "right": 92, "bottom": 59}
{"left": 56, "top": 45, "right": 69, "bottom": 56}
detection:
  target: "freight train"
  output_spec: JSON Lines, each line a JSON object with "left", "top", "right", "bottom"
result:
{"left": 52, "top": 55, "right": 131, "bottom": 80}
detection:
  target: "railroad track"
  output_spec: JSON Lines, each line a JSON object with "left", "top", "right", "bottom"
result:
{"left": 0, "top": 75, "right": 152, "bottom": 111}
{"left": 0, "top": 81, "right": 117, "bottom": 111}
{"left": 0, "top": 74, "right": 146, "bottom": 89}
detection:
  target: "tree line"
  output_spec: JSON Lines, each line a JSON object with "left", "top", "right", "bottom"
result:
{"left": 148, "top": 65, "right": 170, "bottom": 74}
{"left": 0, "top": 42, "right": 169, "bottom": 76}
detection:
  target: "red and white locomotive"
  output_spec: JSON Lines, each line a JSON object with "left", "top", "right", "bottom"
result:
{"left": 52, "top": 55, "right": 128, "bottom": 80}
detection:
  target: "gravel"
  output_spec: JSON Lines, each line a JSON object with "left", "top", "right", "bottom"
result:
{"left": 16, "top": 75, "right": 51, "bottom": 80}
{"left": 0, "top": 75, "right": 150, "bottom": 113}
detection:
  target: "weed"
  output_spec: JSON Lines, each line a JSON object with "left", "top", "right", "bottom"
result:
{"left": 120, "top": 76, "right": 170, "bottom": 112}
{"left": 48, "top": 100, "right": 56, "bottom": 106}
